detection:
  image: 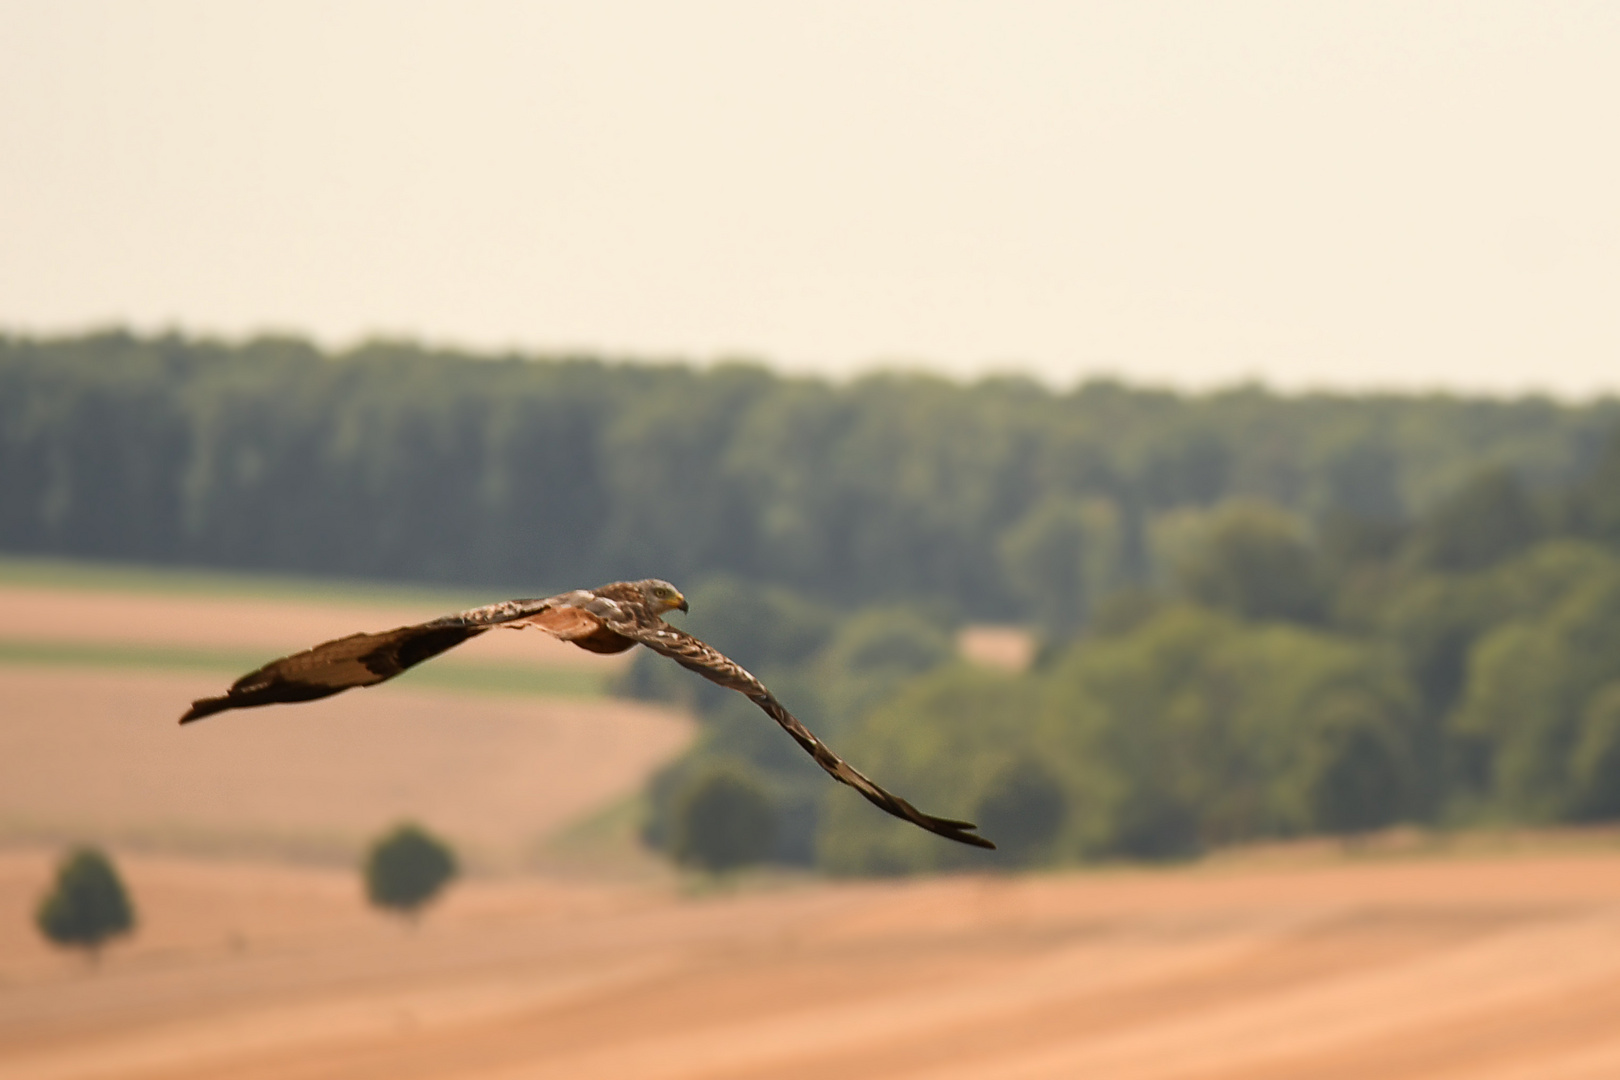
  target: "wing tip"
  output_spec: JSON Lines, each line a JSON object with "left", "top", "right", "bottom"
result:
{"left": 178, "top": 696, "right": 231, "bottom": 724}
{"left": 947, "top": 826, "right": 996, "bottom": 851}
{"left": 921, "top": 814, "right": 995, "bottom": 850}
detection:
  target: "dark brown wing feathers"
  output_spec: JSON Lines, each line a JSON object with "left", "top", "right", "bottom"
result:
{"left": 178, "top": 595, "right": 563, "bottom": 724}
{"left": 625, "top": 624, "right": 994, "bottom": 850}
{"left": 179, "top": 622, "right": 487, "bottom": 723}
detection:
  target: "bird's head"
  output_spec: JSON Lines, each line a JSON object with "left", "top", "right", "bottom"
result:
{"left": 638, "top": 579, "right": 689, "bottom": 615}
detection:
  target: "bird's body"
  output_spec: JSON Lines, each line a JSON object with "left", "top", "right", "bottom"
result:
{"left": 181, "top": 579, "right": 992, "bottom": 849}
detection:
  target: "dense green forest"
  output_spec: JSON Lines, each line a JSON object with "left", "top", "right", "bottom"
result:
{"left": 6, "top": 330, "right": 1620, "bottom": 873}
{"left": 5, "top": 330, "right": 1618, "bottom": 615}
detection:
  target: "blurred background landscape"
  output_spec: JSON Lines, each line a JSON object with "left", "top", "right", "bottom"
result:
{"left": 5, "top": 3, "right": 1620, "bottom": 1078}
{"left": 7, "top": 333, "right": 1620, "bottom": 1079}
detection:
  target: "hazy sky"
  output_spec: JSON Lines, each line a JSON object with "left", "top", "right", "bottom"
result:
{"left": 2, "top": 2, "right": 1617, "bottom": 395}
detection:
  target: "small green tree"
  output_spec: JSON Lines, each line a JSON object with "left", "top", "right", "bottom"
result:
{"left": 364, "top": 823, "right": 457, "bottom": 922}
{"left": 36, "top": 847, "right": 135, "bottom": 963}
{"left": 671, "top": 765, "right": 776, "bottom": 873}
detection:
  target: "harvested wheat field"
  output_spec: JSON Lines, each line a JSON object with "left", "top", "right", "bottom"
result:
{"left": 0, "top": 564, "right": 688, "bottom": 866}
{"left": 0, "top": 666, "right": 691, "bottom": 866}
{"left": 6, "top": 846, "right": 1620, "bottom": 1080}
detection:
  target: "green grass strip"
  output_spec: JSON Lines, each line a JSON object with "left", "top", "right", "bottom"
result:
{"left": 0, "top": 639, "right": 270, "bottom": 673}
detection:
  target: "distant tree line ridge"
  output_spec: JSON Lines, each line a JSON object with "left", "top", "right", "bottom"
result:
{"left": 3, "top": 330, "right": 1617, "bottom": 622}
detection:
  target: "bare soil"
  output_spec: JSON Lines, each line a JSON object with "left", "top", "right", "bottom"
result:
{"left": 0, "top": 577, "right": 689, "bottom": 865}
{"left": 0, "top": 666, "right": 690, "bottom": 867}
{"left": 5, "top": 847, "right": 1620, "bottom": 1079}
{"left": 955, "top": 625, "right": 1036, "bottom": 672}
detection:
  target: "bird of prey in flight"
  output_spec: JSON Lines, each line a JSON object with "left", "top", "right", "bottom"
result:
{"left": 181, "top": 578, "right": 993, "bottom": 849}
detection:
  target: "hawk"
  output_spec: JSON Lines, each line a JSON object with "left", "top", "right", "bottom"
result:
{"left": 180, "top": 579, "right": 993, "bottom": 849}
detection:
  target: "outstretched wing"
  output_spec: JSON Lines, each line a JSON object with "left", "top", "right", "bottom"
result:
{"left": 626, "top": 623, "right": 994, "bottom": 850}
{"left": 178, "top": 595, "right": 571, "bottom": 724}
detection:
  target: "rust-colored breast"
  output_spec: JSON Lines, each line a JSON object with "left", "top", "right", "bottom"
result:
{"left": 518, "top": 605, "right": 636, "bottom": 654}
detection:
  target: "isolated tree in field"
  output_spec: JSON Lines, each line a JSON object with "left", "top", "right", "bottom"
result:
{"left": 364, "top": 823, "right": 457, "bottom": 922}
{"left": 672, "top": 765, "right": 777, "bottom": 873}
{"left": 36, "top": 847, "right": 135, "bottom": 963}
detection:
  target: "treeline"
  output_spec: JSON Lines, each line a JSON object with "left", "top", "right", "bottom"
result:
{"left": 641, "top": 452, "right": 1620, "bottom": 874}
{"left": 4, "top": 330, "right": 1618, "bottom": 622}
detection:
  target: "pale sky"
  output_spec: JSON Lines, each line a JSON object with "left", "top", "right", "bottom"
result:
{"left": 2, "top": 2, "right": 1617, "bottom": 395}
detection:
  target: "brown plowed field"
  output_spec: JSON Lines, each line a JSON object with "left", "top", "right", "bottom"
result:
{"left": 0, "top": 667, "right": 690, "bottom": 865}
{"left": 0, "top": 576, "right": 687, "bottom": 865}
{"left": 5, "top": 848, "right": 1620, "bottom": 1079}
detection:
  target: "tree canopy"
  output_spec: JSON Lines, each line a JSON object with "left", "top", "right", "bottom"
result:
{"left": 363, "top": 823, "right": 457, "bottom": 919}
{"left": 36, "top": 847, "right": 135, "bottom": 959}
{"left": 5, "top": 331, "right": 1615, "bottom": 621}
